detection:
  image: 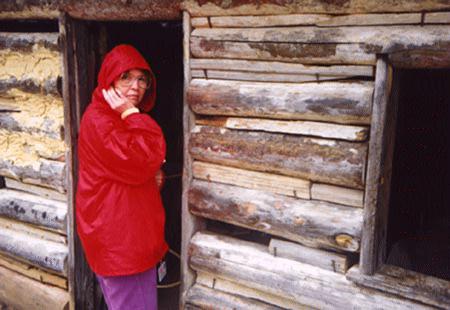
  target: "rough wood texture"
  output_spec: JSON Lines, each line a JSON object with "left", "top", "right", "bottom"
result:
{"left": 189, "top": 180, "right": 363, "bottom": 252}
{"left": 269, "top": 238, "right": 349, "bottom": 274}
{"left": 182, "top": 0, "right": 450, "bottom": 16}
{"left": 0, "top": 32, "right": 58, "bottom": 52}
{"left": 388, "top": 45, "right": 450, "bottom": 68}
{"left": 191, "top": 38, "right": 376, "bottom": 65}
{"left": 206, "top": 13, "right": 421, "bottom": 27}
{"left": 186, "top": 284, "right": 280, "bottom": 310}
{"left": 192, "top": 161, "right": 311, "bottom": 199}
{"left": 196, "top": 116, "right": 369, "bottom": 141}
{"left": 0, "top": 77, "right": 60, "bottom": 96}
{"left": 191, "top": 59, "right": 373, "bottom": 77}
{"left": 347, "top": 265, "right": 450, "bottom": 309}
{"left": 190, "top": 126, "right": 367, "bottom": 189}
{"left": 5, "top": 177, "right": 66, "bottom": 201}
{"left": 311, "top": 183, "right": 364, "bottom": 208}
{"left": 0, "top": 188, "right": 67, "bottom": 232}
{"left": 0, "top": 265, "right": 68, "bottom": 310}
{"left": 188, "top": 79, "right": 373, "bottom": 125}
{"left": 360, "top": 58, "right": 394, "bottom": 275}
{"left": 0, "top": 253, "right": 67, "bottom": 289}
{"left": 189, "top": 232, "right": 432, "bottom": 310}
{"left": 425, "top": 12, "right": 450, "bottom": 23}
{"left": 191, "top": 17, "right": 209, "bottom": 28}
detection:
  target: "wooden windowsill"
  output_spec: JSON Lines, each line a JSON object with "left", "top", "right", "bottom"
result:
{"left": 346, "top": 264, "right": 450, "bottom": 309}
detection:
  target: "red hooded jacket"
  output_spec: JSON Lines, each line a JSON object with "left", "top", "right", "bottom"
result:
{"left": 76, "top": 45, "right": 168, "bottom": 276}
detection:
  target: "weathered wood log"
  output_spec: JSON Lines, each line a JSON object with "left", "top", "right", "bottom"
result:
{"left": 189, "top": 231, "right": 433, "bottom": 310}
{"left": 425, "top": 12, "right": 450, "bottom": 24}
{"left": 0, "top": 188, "right": 67, "bottom": 233}
{"left": 191, "top": 17, "right": 209, "bottom": 28}
{"left": 206, "top": 13, "right": 421, "bottom": 27}
{"left": 0, "top": 32, "right": 58, "bottom": 52}
{"left": 190, "top": 126, "right": 367, "bottom": 189}
{"left": 188, "top": 79, "right": 373, "bottom": 125}
{"left": 189, "top": 180, "right": 363, "bottom": 252}
{"left": 192, "top": 161, "right": 311, "bottom": 199}
{"left": 196, "top": 272, "right": 309, "bottom": 309}
{"left": 190, "top": 69, "right": 206, "bottom": 78}
{"left": 269, "top": 238, "right": 349, "bottom": 274}
{"left": 191, "top": 38, "right": 376, "bottom": 65}
{"left": 0, "top": 217, "right": 66, "bottom": 245}
{"left": 190, "top": 59, "right": 374, "bottom": 77}
{"left": 0, "top": 253, "right": 67, "bottom": 289}
{"left": 0, "top": 220, "right": 67, "bottom": 275}
{"left": 196, "top": 116, "right": 369, "bottom": 141}
{"left": 5, "top": 177, "right": 66, "bottom": 201}
{"left": 346, "top": 265, "right": 450, "bottom": 309}
{"left": 0, "top": 77, "right": 60, "bottom": 96}
{"left": 182, "top": 0, "right": 450, "bottom": 16}
{"left": 388, "top": 46, "right": 450, "bottom": 68}
{"left": 311, "top": 183, "right": 364, "bottom": 208}
{"left": 185, "top": 284, "right": 280, "bottom": 310}
{"left": 191, "top": 26, "right": 450, "bottom": 53}
{"left": 0, "top": 265, "right": 69, "bottom": 310}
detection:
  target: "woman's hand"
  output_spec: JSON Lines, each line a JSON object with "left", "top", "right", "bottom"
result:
{"left": 102, "top": 87, "right": 135, "bottom": 114}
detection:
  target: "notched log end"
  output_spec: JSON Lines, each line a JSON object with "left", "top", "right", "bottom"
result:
{"left": 335, "top": 233, "right": 359, "bottom": 251}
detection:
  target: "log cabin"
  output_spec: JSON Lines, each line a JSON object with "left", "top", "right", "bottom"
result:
{"left": 0, "top": 1, "right": 449, "bottom": 309}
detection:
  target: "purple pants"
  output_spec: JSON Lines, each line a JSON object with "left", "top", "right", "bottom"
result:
{"left": 96, "top": 267, "right": 157, "bottom": 310}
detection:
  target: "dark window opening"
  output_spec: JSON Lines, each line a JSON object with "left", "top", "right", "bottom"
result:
{"left": 386, "top": 68, "right": 450, "bottom": 281}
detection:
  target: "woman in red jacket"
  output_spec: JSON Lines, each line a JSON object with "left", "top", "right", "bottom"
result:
{"left": 76, "top": 44, "right": 167, "bottom": 310}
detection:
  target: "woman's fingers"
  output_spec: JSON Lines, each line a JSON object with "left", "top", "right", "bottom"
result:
{"left": 103, "top": 87, "right": 126, "bottom": 109}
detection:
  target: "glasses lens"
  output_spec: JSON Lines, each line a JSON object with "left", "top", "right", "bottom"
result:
{"left": 118, "top": 73, "right": 151, "bottom": 89}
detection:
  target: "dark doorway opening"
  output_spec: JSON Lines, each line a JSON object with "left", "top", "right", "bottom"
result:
{"left": 387, "top": 68, "right": 450, "bottom": 281}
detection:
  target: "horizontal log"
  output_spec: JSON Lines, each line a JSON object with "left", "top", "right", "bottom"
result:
{"left": 191, "top": 69, "right": 206, "bottom": 78}
{"left": 188, "top": 79, "right": 373, "bottom": 125}
{"left": 346, "top": 265, "right": 450, "bottom": 309}
{"left": 190, "top": 59, "right": 374, "bottom": 77}
{"left": 388, "top": 46, "right": 450, "bottom": 69}
{"left": 0, "top": 77, "right": 60, "bottom": 96}
{"left": 0, "top": 253, "right": 67, "bottom": 289}
{"left": 0, "top": 188, "right": 67, "bottom": 232}
{"left": 0, "top": 265, "right": 68, "bottom": 310}
{"left": 5, "top": 177, "right": 66, "bottom": 201}
{"left": 192, "top": 161, "right": 311, "bottom": 199}
{"left": 196, "top": 272, "right": 308, "bottom": 309}
{"left": 196, "top": 116, "right": 369, "bottom": 141}
{"left": 0, "top": 220, "right": 67, "bottom": 275}
{"left": 189, "top": 231, "right": 433, "bottom": 310}
{"left": 425, "top": 12, "right": 450, "bottom": 24}
{"left": 182, "top": 0, "right": 450, "bottom": 16}
{"left": 191, "top": 38, "right": 376, "bottom": 65}
{"left": 189, "top": 180, "right": 363, "bottom": 252}
{"left": 190, "top": 126, "right": 367, "bottom": 189}
{"left": 0, "top": 32, "right": 58, "bottom": 52}
{"left": 186, "top": 284, "right": 280, "bottom": 310}
{"left": 311, "top": 183, "right": 364, "bottom": 208}
{"left": 269, "top": 238, "right": 349, "bottom": 273}
{"left": 207, "top": 13, "right": 421, "bottom": 27}
{"left": 191, "top": 26, "right": 450, "bottom": 53}
{"left": 191, "top": 17, "right": 209, "bottom": 28}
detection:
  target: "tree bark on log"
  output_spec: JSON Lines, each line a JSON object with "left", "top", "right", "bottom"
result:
{"left": 189, "top": 180, "right": 363, "bottom": 252}
{"left": 188, "top": 79, "right": 374, "bottom": 125}
{"left": 190, "top": 126, "right": 367, "bottom": 189}
{"left": 0, "top": 188, "right": 67, "bottom": 233}
{"left": 188, "top": 231, "right": 433, "bottom": 310}
{"left": 0, "top": 77, "right": 60, "bottom": 96}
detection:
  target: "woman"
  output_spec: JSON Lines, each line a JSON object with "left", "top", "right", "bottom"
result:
{"left": 76, "top": 44, "right": 167, "bottom": 310}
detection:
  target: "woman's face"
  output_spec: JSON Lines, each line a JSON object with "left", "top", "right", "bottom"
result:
{"left": 113, "top": 69, "right": 150, "bottom": 107}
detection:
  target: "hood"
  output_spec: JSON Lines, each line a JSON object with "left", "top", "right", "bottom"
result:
{"left": 92, "top": 44, "right": 157, "bottom": 112}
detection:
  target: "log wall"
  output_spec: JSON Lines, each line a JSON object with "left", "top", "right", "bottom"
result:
{"left": 0, "top": 31, "right": 69, "bottom": 309}
{"left": 182, "top": 4, "right": 450, "bottom": 309}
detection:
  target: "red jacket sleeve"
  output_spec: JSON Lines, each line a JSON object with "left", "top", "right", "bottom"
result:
{"left": 80, "top": 111, "right": 166, "bottom": 185}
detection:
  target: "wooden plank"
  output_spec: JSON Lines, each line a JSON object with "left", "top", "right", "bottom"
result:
{"left": 425, "top": 12, "right": 450, "bottom": 24}
{"left": 189, "top": 180, "right": 363, "bottom": 252}
{"left": 0, "top": 265, "right": 68, "bottom": 310}
{"left": 360, "top": 57, "right": 394, "bottom": 275}
{"left": 188, "top": 79, "right": 374, "bottom": 125}
{"left": 189, "top": 231, "right": 433, "bottom": 310}
{"left": 388, "top": 46, "right": 450, "bottom": 69}
{"left": 0, "top": 216, "right": 66, "bottom": 244}
{"left": 311, "top": 183, "right": 364, "bottom": 208}
{"left": 190, "top": 69, "right": 205, "bottom": 78}
{"left": 190, "top": 126, "right": 368, "bottom": 189}
{"left": 0, "top": 220, "right": 67, "bottom": 275}
{"left": 196, "top": 272, "right": 309, "bottom": 310}
{"left": 190, "top": 59, "right": 374, "bottom": 77}
{"left": 0, "top": 32, "right": 59, "bottom": 52}
{"left": 0, "top": 188, "right": 67, "bottom": 232}
{"left": 196, "top": 116, "right": 369, "bottom": 141}
{"left": 190, "top": 38, "right": 376, "bottom": 65}
{"left": 192, "top": 161, "right": 311, "bottom": 199}
{"left": 347, "top": 265, "right": 450, "bottom": 309}
{"left": 208, "top": 13, "right": 421, "bottom": 27}
{"left": 0, "top": 77, "right": 60, "bottom": 96}
{"left": 186, "top": 284, "right": 280, "bottom": 310}
{"left": 182, "top": 0, "right": 450, "bottom": 16}
{"left": 191, "top": 17, "right": 209, "bottom": 28}
{"left": 5, "top": 177, "right": 66, "bottom": 201}
{"left": 269, "top": 238, "right": 349, "bottom": 274}
{"left": 0, "top": 253, "right": 67, "bottom": 289}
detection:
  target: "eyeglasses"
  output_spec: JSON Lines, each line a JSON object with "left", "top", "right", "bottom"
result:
{"left": 116, "top": 72, "right": 151, "bottom": 89}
